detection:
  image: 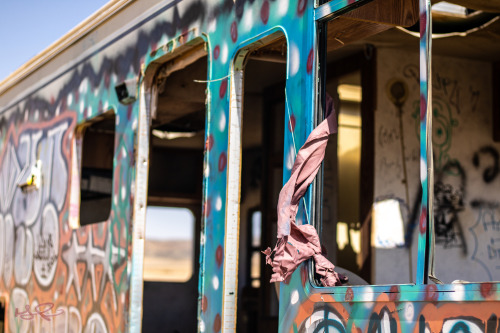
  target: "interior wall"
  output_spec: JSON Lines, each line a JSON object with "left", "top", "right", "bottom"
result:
{"left": 373, "top": 47, "right": 499, "bottom": 284}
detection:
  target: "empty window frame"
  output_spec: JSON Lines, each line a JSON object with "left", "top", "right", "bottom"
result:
{"left": 315, "top": 0, "right": 419, "bottom": 286}
{"left": 73, "top": 111, "right": 115, "bottom": 227}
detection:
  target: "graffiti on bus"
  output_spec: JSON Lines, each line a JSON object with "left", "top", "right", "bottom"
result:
{"left": 0, "top": 113, "right": 128, "bottom": 332}
{"left": 293, "top": 293, "right": 500, "bottom": 333}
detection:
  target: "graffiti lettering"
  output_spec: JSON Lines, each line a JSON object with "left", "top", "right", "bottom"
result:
{"left": 470, "top": 86, "right": 480, "bottom": 112}
{"left": 488, "top": 238, "right": 500, "bottom": 260}
{"left": 483, "top": 217, "right": 500, "bottom": 232}
{"left": 378, "top": 125, "right": 399, "bottom": 148}
{"left": 435, "top": 73, "right": 461, "bottom": 114}
{"left": 33, "top": 233, "right": 57, "bottom": 275}
{"left": 378, "top": 157, "right": 402, "bottom": 178}
{"left": 403, "top": 64, "right": 419, "bottom": 83}
{"left": 470, "top": 205, "right": 500, "bottom": 279}
{"left": 14, "top": 226, "right": 33, "bottom": 286}
{"left": 15, "top": 303, "right": 64, "bottom": 321}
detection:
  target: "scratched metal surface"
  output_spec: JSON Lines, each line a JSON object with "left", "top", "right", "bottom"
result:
{"left": 0, "top": 0, "right": 499, "bottom": 332}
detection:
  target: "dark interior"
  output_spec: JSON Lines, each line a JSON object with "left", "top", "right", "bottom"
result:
{"left": 141, "top": 53, "right": 206, "bottom": 333}
{"left": 79, "top": 111, "right": 115, "bottom": 226}
{"left": 237, "top": 37, "right": 287, "bottom": 333}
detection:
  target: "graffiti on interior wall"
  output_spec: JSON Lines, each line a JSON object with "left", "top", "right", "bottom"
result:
{"left": 378, "top": 125, "right": 400, "bottom": 148}
{"left": 433, "top": 161, "right": 467, "bottom": 251}
{"left": 412, "top": 97, "right": 459, "bottom": 172}
{"left": 404, "top": 64, "right": 481, "bottom": 114}
{"left": 473, "top": 146, "right": 499, "bottom": 184}
{"left": 435, "top": 73, "right": 462, "bottom": 114}
{"left": 470, "top": 201, "right": 500, "bottom": 280}
{"left": 378, "top": 157, "right": 403, "bottom": 179}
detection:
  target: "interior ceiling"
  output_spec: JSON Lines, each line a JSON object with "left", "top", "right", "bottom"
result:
{"left": 246, "top": 1, "right": 500, "bottom": 63}
{"left": 155, "top": 57, "right": 207, "bottom": 130}
{"left": 434, "top": 0, "right": 500, "bottom": 13}
{"left": 366, "top": 17, "right": 500, "bottom": 62}
{"left": 326, "top": 0, "right": 500, "bottom": 63}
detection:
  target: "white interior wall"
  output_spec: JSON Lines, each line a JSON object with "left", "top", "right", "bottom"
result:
{"left": 374, "top": 48, "right": 499, "bottom": 284}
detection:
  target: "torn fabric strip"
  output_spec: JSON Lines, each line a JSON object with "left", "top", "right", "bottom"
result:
{"left": 263, "top": 98, "right": 346, "bottom": 287}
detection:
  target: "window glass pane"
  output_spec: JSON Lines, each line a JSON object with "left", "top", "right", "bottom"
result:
{"left": 144, "top": 206, "right": 194, "bottom": 282}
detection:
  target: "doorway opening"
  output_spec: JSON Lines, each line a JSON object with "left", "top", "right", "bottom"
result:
{"left": 141, "top": 43, "right": 207, "bottom": 332}
{"left": 236, "top": 34, "right": 287, "bottom": 333}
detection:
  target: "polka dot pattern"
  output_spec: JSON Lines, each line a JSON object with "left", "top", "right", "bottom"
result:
{"left": 260, "top": 1, "right": 270, "bottom": 24}
{"left": 216, "top": 245, "right": 223, "bottom": 268}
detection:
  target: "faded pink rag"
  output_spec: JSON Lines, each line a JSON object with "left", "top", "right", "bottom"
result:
{"left": 263, "top": 98, "right": 346, "bottom": 287}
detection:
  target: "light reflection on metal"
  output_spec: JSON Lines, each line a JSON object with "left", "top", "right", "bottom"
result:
{"left": 416, "top": 0, "right": 437, "bottom": 285}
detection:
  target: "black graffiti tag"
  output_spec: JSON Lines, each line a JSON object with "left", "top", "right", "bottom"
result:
{"left": 473, "top": 146, "right": 499, "bottom": 183}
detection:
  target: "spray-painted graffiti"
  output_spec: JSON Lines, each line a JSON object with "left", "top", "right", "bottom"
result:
{"left": 412, "top": 96, "right": 459, "bottom": 171}
{"left": 470, "top": 203, "right": 500, "bottom": 279}
{"left": 297, "top": 304, "right": 347, "bottom": 333}
{"left": 0, "top": 113, "right": 127, "bottom": 332}
{"left": 0, "top": 0, "right": 499, "bottom": 331}
{"left": 404, "top": 64, "right": 481, "bottom": 114}
{"left": 0, "top": 115, "right": 73, "bottom": 289}
{"left": 15, "top": 302, "right": 65, "bottom": 321}
{"left": 378, "top": 125, "right": 399, "bottom": 148}
{"left": 8, "top": 287, "right": 108, "bottom": 333}
{"left": 293, "top": 293, "right": 500, "bottom": 333}
{"left": 433, "top": 161, "right": 467, "bottom": 251}
{"left": 473, "top": 146, "right": 499, "bottom": 184}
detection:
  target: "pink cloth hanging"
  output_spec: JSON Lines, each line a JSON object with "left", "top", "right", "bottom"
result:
{"left": 263, "top": 97, "right": 346, "bottom": 287}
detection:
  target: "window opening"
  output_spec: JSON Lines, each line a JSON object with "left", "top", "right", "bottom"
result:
{"left": 333, "top": 73, "right": 363, "bottom": 275}
{"left": 316, "top": 0, "right": 420, "bottom": 286}
{"left": 77, "top": 111, "right": 115, "bottom": 226}
{"left": 317, "top": 0, "right": 500, "bottom": 286}
{"left": 144, "top": 206, "right": 195, "bottom": 282}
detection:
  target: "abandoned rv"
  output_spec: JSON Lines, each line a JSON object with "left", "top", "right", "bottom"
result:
{"left": 0, "top": 0, "right": 500, "bottom": 332}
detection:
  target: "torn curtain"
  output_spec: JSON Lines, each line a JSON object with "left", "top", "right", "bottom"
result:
{"left": 263, "top": 97, "right": 346, "bottom": 287}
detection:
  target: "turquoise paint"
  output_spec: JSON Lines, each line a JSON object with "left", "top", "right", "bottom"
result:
{"left": 0, "top": 0, "right": 499, "bottom": 332}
